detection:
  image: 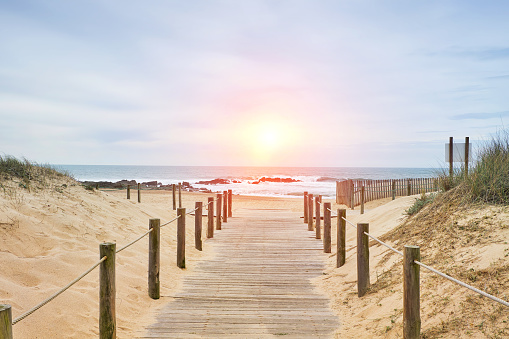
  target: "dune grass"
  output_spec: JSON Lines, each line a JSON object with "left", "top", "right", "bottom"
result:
{"left": 0, "top": 155, "right": 72, "bottom": 189}
{"left": 434, "top": 131, "right": 509, "bottom": 205}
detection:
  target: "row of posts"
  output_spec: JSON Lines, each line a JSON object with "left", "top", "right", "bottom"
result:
{"left": 303, "top": 192, "right": 421, "bottom": 339}
{"left": 1, "top": 190, "right": 234, "bottom": 339}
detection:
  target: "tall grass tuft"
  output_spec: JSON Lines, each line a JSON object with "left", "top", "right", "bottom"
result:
{"left": 0, "top": 155, "right": 71, "bottom": 188}
{"left": 436, "top": 130, "right": 509, "bottom": 204}
{"left": 465, "top": 131, "right": 509, "bottom": 203}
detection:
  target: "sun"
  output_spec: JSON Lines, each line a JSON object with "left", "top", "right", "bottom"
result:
{"left": 259, "top": 127, "right": 280, "bottom": 150}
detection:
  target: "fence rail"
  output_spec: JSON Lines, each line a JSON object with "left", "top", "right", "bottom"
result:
{"left": 1, "top": 188, "right": 234, "bottom": 339}
{"left": 336, "top": 178, "right": 438, "bottom": 208}
{"left": 304, "top": 192, "right": 509, "bottom": 339}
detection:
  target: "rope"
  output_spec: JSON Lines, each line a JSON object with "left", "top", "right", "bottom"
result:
{"left": 414, "top": 260, "right": 509, "bottom": 308}
{"left": 186, "top": 206, "right": 200, "bottom": 215}
{"left": 12, "top": 256, "right": 107, "bottom": 325}
{"left": 341, "top": 216, "right": 357, "bottom": 229}
{"left": 363, "top": 231, "right": 403, "bottom": 256}
{"left": 326, "top": 208, "right": 338, "bottom": 217}
{"left": 161, "top": 215, "right": 180, "bottom": 228}
{"left": 116, "top": 228, "right": 153, "bottom": 253}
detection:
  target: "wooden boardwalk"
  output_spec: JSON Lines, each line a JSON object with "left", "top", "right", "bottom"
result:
{"left": 140, "top": 208, "right": 339, "bottom": 338}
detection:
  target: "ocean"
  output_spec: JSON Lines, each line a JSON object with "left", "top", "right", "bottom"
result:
{"left": 55, "top": 165, "right": 437, "bottom": 199}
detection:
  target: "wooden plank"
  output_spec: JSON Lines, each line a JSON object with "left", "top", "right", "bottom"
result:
{"left": 140, "top": 209, "right": 339, "bottom": 338}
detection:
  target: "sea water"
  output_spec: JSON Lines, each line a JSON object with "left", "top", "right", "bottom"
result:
{"left": 55, "top": 165, "right": 436, "bottom": 199}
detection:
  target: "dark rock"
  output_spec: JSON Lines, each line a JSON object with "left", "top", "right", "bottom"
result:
{"left": 196, "top": 178, "right": 231, "bottom": 185}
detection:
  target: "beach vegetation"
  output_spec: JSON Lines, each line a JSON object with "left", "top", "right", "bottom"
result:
{"left": 405, "top": 192, "right": 436, "bottom": 216}
{"left": 0, "top": 155, "right": 74, "bottom": 191}
{"left": 436, "top": 130, "right": 509, "bottom": 204}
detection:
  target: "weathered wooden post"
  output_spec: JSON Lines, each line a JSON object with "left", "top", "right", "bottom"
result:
{"left": 407, "top": 179, "right": 411, "bottom": 196}
{"left": 177, "top": 208, "right": 186, "bottom": 268}
{"left": 195, "top": 202, "right": 202, "bottom": 251}
{"left": 127, "top": 185, "right": 130, "bottom": 200}
{"left": 178, "top": 183, "right": 182, "bottom": 208}
{"left": 315, "top": 195, "right": 321, "bottom": 239}
{"left": 0, "top": 304, "right": 12, "bottom": 339}
{"left": 337, "top": 209, "right": 346, "bottom": 267}
{"left": 228, "top": 189, "right": 232, "bottom": 217}
{"left": 207, "top": 197, "right": 214, "bottom": 238}
{"left": 100, "top": 242, "right": 116, "bottom": 339}
{"left": 392, "top": 180, "right": 396, "bottom": 200}
{"left": 404, "top": 245, "right": 421, "bottom": 339}
{"left": 148, "top": 219, "right": 160, "bottom": 299}
{"left": 323, "top": 202, "right": 331, "bottom": 253}
{"left": 137, "top": 183, "right": 141, "bottom": 203}
{"left": 357, "top": 223, "right": 370, "bottom": 297}
{"left": 307, "top": 194, "right": 314, "bottom": 231}
{"left": 172, "top": 184, "right": 176, "bottom": 210}
{"left": 350, "top": 180, "right": 355, "bottom": 210}
{"left": 303, "top": 192, "right": 308, "bottom": 224}
{"left": 216, "top": 193, "right": 222, "bottom": 230}
{"left": 449, "top": 136, "right": 454, "bottom": 179}
{"left": 222, "top": 191, "right": 228, "bottom": 223}
{"left": 360, "top": 186, "right": 365, "bottom": 214}
{"left": 465, "top": 136, "right": 469, "bottom": 177}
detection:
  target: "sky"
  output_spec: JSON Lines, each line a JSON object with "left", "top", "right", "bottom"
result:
{"left": 2, "top": 1, "right": 509, "bottom": 167}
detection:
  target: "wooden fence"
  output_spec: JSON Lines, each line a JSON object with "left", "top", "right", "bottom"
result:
{"left": 336, "top": 178, "right": 437, "bottom": 208}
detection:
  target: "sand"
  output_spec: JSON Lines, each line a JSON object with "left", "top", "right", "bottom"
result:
{"left": 2, "top": 180, "right": 507, "bottom": 338}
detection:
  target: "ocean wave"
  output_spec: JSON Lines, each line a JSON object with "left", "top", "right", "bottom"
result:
{"left": 195, "top": 178, "right": 242, "bottom": 185}
{"left": 250, "top": 177, "right": 302, "bottom": 184}
{"left": 316, "top": 176, "right": 338, "bottom": 182}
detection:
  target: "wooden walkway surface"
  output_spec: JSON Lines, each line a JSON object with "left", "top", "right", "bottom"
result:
{"left": 140, "top": 208, "right": 339, "bottom": 338}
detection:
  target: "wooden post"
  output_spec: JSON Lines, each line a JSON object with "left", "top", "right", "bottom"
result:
{"left": 195, "top": 202, "right": 202, "bottom": 251}
{"left": 222, "top": 191, "right": 228, "bottom": 223}
{"left": 357, "top": 223, "right": 370, "bottom": 297}
{"left": 337, "top": 209, "right": 346, "bottom": 267}
{"left": 315, "top": 195, "right": 321, "bottom": 239}
{"left": 216, "top": 193, "right": 222, "bottom": 230}
{"left": 404, "top": 245, "right": 421, "bottom": 339}
{"left": 0, "top": 305, "right": 12, "bottom": 339}
{"left": 360, "top": 186, "right": 365, "bottom": 215}
{"left": 307, "top": 194, "right": 314, "bottom": 231}
{"left": 465, "top": 136, "right": 469, "bottom": 176}
{"left": 172, "top": 184, "right": 176, "bottom": 210}
{"left": 323, "top": 202, "right": 331, "bottom": 253}
{"left": 303, "top": 192, "right": 308, "bottom": 224}
{"left": 228, "top": 189, "right": 232, "bottom": 217}
{"left": 177, "top": 208, "right": 185, "bottom": 268}
{"left": 392, "top": 180, "right": 396, "bottom": 200}
{"left": 100, "top": 242, "right": 116, "bottom": 339}
{"left": 148, "top": 219, "right": 160, "bottom": 299}
{"left": 350, "top": 180, "right": 354, "bottom": 210}
{"left": 449, "top": 137, "right": 454, "bottom": 179}
{"left": 407, "top": 179, "right": 411, "bottom": 196}
{"left": 178, "top": 183, "right": 182, "bottom": 208}
{"left": 127, "top": 185, "right": 130, "bottom": 200}
{"left": 207, "top": 197, "right": 214, "bottom": 238}
{"left": 137, "top": 183, "right": 141, "bottom": 203}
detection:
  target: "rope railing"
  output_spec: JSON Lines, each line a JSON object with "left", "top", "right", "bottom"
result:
{"left": 117, "top": 228, "right": 154, "bottom": 253}
{"left": 12, "top": 256, "right": 107, "bottom": 325}
{"left": 161, "top": 215, "right": 181, "bottom": 228}
{"left": 186, "top": 206, "right": 200, "bottom": 215}
{"left": 3, "top": 187, "right": 235, "bottom": 337}
{"left": 414, "top": 259, "right": 509, "bottom": 308}
{"left": 303, "top": 190, "right": 509, "bottom": 337}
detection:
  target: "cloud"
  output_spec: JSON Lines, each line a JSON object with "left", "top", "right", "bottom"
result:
{"left": 450, "top": 111, "right": 509, "bottom": 120}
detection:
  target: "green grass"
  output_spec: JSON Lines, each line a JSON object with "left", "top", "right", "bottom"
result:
{"left": 406, "top": 192, "right": 437, "bottom": 215}
{"left": 0, "top": 155, "right": 72, "bottom": 188}
{"left": 436, "top": 130, "right": 509, "bottom": 205}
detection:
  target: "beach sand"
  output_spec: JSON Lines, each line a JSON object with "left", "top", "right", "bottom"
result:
{"left": 2, "top": 180, "right": 507, "bottom": 338}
